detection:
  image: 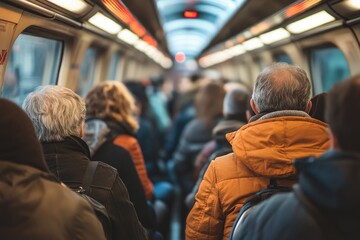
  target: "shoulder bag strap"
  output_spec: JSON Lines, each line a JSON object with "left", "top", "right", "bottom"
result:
{"left": 82, "top": 161, "right": 99, "bottom": 195}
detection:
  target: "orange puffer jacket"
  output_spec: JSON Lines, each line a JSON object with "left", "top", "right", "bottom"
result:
{"left": 114, "top": 135, "right": 154, "bottom": 200}
{"left": 186, "top": 116, "right": 330, "bottom": 240}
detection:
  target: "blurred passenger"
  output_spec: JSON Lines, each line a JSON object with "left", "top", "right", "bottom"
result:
{"left": 85, "top": 81, "right": 154, "bottom": 200}
{"left": 186, "top": 63, "right": 330, "bottom": 240}
{"left": 125, "top": 81, "right": 174, "bottom": 205}
{"left": 0, "top": 98, "right": 105, "bottom": 240}
{"left": 236, "top": 74, "right": 360, "bottom": 240}
{"left": 85, "top": 82, "right": 170, "bottom": 230}
{"left": 23, "top": 86, "right": 147, "bottom": 240}
{"left": 148, "top": 76, "right": 171, "bottom": 135}
{"left": 125, "top": 81, "right": 161, "bottom": 179}
{"left": 173, "top": 82, "right": 225, "bottom": 195}
{"left": 162, "top": 73, "right": 210, "bottom": 162}
{"left": 84, "top": 83, "right": 156, "bottom": 231}
{"left": 194, "top": 87, "right": 250, "bottom": 177}
{"left": 185, "top": 88, "right": 250, "bottom": 209}
{"left": 309, "top": 92, "right": 327, "bottom": 122}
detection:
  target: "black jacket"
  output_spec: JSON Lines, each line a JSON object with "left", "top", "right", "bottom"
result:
{"left": 237, "top": 150, "right": 360, "bottom": 240}
{"left": 84, "top": 119, "right": 156, "bottom": 229}
{"left": 42, "top": 136, "right": 148, "bottom": 240}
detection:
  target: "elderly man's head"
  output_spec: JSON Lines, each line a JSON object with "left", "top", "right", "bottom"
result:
{"left": 251, "top": 63, "right": 312, "bottom": 114}
{"left": 23, "top": 85, "right": 86, "bottom": 142}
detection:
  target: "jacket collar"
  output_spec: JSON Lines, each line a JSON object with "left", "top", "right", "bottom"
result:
{"left": 41, "top": 135, "right": 91, "bottom": 160}
{"left": 259, "top": 110, "right": 309, "bottom": 120}
{"left": 249, "top": 110, "right": 309, "bottom": 122}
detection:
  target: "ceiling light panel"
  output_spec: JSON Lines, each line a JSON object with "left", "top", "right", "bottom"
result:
{"left": 286, "top": 10, "right": 336, "bottom": 34}
{"left": 242, "top": 38, "right": 264, "bottom": 51}
{"left": 46, "top": 0, "right": 89, "bottom": 14}
{"left": 89, "top": 13, "right": 122, "bottom": 34}
{"left": 117, "top": 29, "right": 139, "bottom": 45}
{"left": 259, "top": 28, "right": 290, "bottom": 44}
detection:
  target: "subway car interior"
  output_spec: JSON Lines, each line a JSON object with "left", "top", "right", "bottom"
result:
{"left": 1, "top": 0, "right": 360, "bottom": 239}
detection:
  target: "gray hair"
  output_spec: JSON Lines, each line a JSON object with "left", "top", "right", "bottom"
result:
{"left": 223, "top": 88, "right": 249, "bottom": 116}
{"left": 23, "top": 85, "right": 86, "bottom": 142}
{"left": 252, "top": 62, "right": 311, "bottom": 112}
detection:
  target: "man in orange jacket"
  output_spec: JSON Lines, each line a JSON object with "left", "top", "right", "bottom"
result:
{"left": 186, "top": 63, "right": 330, "bottom": 240}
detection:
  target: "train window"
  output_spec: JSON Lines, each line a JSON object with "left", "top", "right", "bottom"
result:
{"left": 274, "top": 53, "right": 292, "bottom": 64}
{"left": 310, "top": 46, "right": 350, "bottom": 93}
{"left": 77, "top": 47, "right": 99, "bottom": 96}
{"left": 107, "top": 52, "right": 121, "bottom": 80}
{"left": 2, "top": 34, "right": 62, "bottom": 105}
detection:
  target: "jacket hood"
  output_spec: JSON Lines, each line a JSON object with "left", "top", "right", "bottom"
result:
{"left": 0, "top": 99, "right": 49, "bottom": 173}
{"left": 226, "top": 115, "right": 329, "bottom": 178}
{"left": 0, "top": 161, "right": 57, "bottom": 226}
{"left": 84, "top": 119, "right": 110, "bottom": 156}
{"left": 296, "top": 150, "right": 360, "bottom": 213}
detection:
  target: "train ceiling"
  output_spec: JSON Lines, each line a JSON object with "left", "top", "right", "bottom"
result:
{"left": 122, "top": 0, "right": 297, "bottom": 60}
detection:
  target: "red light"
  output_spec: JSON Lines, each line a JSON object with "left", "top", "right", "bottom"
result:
{"left": 175, "top": 52, "right": 186, "bottom": 63}
{"left": 184, "top": 10, "right": 198, "bottom": 18}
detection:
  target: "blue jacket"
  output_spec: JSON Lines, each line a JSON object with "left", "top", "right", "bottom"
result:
{"left": 236, "top": 150, "right": 360, "bottom": 240}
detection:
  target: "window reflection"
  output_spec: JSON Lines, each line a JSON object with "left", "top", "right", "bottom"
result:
{"left": 2, "top": 34, "right": 62, "bottom": 105}
{"left": 107, "top": 53, "right": 121, "bottom": 80}
{"left": 77, "top": 47, "right": 98, "bottom": 97}
{"left": 310, "top": 46, "right": 350, "bottom": 93}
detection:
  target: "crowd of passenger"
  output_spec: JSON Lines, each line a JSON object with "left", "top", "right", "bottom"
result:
{"left": 1, "top": 62, "right": 360, "bottom": 239}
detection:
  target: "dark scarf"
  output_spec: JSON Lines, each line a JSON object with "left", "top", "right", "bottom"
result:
{"left": 0, "top": 98, "right": 49, "bottom": 172}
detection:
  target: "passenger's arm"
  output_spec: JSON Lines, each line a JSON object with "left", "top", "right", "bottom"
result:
{"left": 110, "top": 175, "right": 148, "bottom": 240}
{"left": 186, "top": 161, "right": 224, "bottom": 240}
{"left": 114, "top": 135, "right": 154, "bottom": 200}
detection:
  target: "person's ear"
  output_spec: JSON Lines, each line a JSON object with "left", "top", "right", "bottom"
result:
{"left": 246, "top": 110, "right": 251, "bottom": 122}
{"left": 305, "top": 101, "right": 312, "bottom": 114}
{"left": 250, "top": 98, "right": 260, "bottom": 114}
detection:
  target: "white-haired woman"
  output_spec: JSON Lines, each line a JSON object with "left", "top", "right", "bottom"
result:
{"left": 23, "top": 85, "right": 148, "bottom": 240}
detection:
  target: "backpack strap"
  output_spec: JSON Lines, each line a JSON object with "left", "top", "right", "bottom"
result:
{"left": 82, "top": 161, "right": 99, "bottom": 195}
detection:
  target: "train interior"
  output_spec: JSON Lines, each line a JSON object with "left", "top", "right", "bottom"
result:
{"left": 1, "top": 0, "right": 360, "bottom": 239}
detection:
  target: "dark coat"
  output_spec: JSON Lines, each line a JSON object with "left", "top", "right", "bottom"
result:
{"left": 237, "top": 150, "right": 360, "bottom": 240}
{"left": 42, "top": 136, "right": 148, "bottom": 240}
{"left": 93, "top": 135, "right": 156, "bottom": 229}
{"left": 0, "top": 162, "right": 106, "bottom": 240}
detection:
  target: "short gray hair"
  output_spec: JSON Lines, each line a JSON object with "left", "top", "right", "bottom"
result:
{"left": 23, "top": 85, "right": 86, "bottom": 142}
{"left": 223, "top": 88, "right": 249, "bottom": 116}
{"left": 252, "top": 63, "right": 311, "bottom": 112}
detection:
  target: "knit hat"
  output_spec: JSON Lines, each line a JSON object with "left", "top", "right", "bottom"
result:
{"left": 0, "top": 98, "right": 49, "bottom": 172}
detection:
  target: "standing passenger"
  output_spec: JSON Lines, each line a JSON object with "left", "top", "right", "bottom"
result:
{"left": 23, "top": 86, "right": 148, "bottom": 240}
{"left": 0, "top": 98, "right": 105, "bottom": 240}
{"left": 186, "top": 63, "right": 330, "bottom": 240}
{"left": 85, "top": 81, "right": 154, "bottom": 201}
{"left": 236, "top": 75, "right": 360, "bottom": 240}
